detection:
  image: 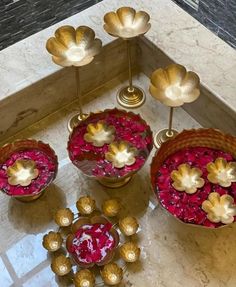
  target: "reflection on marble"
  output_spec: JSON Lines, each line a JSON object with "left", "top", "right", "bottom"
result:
{"left": 0, "top": 257, "right": 13, "bottom": 287}
{"left": 23, "top": 266, "right": 58, "bottom": 287}
{"left": 6, "top": 233, "right": 48, "bottom": 278}
{"left": 2, "top": 74, "right": 236, "bottom": 286}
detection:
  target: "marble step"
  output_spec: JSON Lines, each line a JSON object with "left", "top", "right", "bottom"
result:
{"left": 0, "top": 0, "right": 235, "bottom": 142}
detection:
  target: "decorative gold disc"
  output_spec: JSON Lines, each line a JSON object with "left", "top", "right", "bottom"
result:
{"left": 154, "top": 128, "right": 178, "bottom": 149}
{"left": 117, "top": 86, "right": 145, "bottom": 108}
{"left": 68, "top": 113, "right": 89, "bottom": 133}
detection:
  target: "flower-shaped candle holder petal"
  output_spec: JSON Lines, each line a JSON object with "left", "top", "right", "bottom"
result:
{"left": 149, "top": 63, "right": 200, "bottom": 148}
{"left": 84, "top": 121, "right": 115, "bottom": 147}
{"left": 170, "top": 164, "right": 205, "bottom": 194}
{"left": 7, "top": 159, "right": 39, "bottom": 187}
{"left": 202, "top": 193, "right": 236, "bottom": 224}
{"left": 207, "top": 157, "right": 236, "bottom": 187}
{"left": 105, "top": 141, "right": 137, "bottom": 168}
{"left": 104, "top": 7, "right": 151, "bottom": 108}
{"left": 0, "top": 139, "right": 58, "bottom": 202}
{"left": 104, "top": 7, "right": 151, "bottom": 39}
{"left": 68, "top": 108, "right": 153, "bottom": 188}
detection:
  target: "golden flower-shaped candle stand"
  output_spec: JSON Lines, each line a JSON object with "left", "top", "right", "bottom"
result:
{"left": 46, "top": 25, "right": 102, "bottom": 132}
{"left": 149, "top": 63, "right": 200, "bottom": 148}
{"left": 42, "top": 196, "right": 141, "bottom": 286}
{"left": 104, "top": 7, "right": 151, "bottom": 108}
{"left": 202, "top": 193, "right": 236, "bottom": 224}
{"left": 171, "top": 164, "right": 205, "bottom": 194}
{"left": 43, "top": 231, "right": 63, "bottom": 252}
{"left": 74, "top": 269, "right": 95, "bottom": 287}
{"left": 207, "top": 157, "right": 236, "bottom": 187}
{"left": 7, "top": 159, "right": 39, "bottom": 187}
{"left": 84, "top": 121, "right": 115, "bottom": 147}
{"left": 105, "top": 141, "right": 138, "bottom": 168}
{"left": 101, "top": 263, "right": 123, "bottom": 286}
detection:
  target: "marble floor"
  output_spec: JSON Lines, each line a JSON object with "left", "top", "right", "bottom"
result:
{"left": 1, "top": 74, "right": 236, "bottom": 287}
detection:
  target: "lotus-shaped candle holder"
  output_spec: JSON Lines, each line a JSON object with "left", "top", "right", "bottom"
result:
{"left": 7, "top": 159, "right": 39, "bottom": 187}
{"left": 202, "top": 193, "right": 236, "bottom": 224}
{"left": 149, "top": 63, "right": 200, "bottom": 148}
{"left": 171, "top": 164, "right": 205, "bottom": 194}
{"left": 68, "top": 108, "right": 153, "bottom": 188}
{"left": 84, "top": 121, "right": 115, "bottom": 147}
{"left": 151, "top": 128, "right": 236, "bottom": 228}
{"left": 66, "top": 216, "right": 119, "bottom": 268}
{"left": 104, "top": 7, "right": 151, "bottom": 39}
{"left": 0, "top": 139, "right": 58, "bottom": 202}
{"left": 105, "top": 141, "right": 137, "bottom": 168}
{"left": 46, "top": 25, "right": 102, "bottom": 132}
{"left": 104, "top": 7, "right": 151, "bottom": 108}
{"left": 207, "top": 157, "right": 236, "bottom": 187}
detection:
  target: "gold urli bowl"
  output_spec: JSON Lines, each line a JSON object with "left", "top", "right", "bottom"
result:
{"left": 0, "top": 139, "right": 58, "bottom": 202}
{"left": 151, "top": 128, "right": 236, "bottom": 228}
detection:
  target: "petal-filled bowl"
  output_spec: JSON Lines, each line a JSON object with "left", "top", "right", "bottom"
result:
{"left": 68, "top": 108, "right": 153, "bottom": 188}
{"left": 151, "top": 128, "right": 236, "bottom": 228}
{"left": 0, "top": 139, "right": 58, "bottom": 202}
{"left": 66, "top": 216, "right": 119, "bottom": 268}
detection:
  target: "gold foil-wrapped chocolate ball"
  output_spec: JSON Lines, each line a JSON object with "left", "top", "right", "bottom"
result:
{"left": 51, "top": 255, "right": 72, "bottom": 276}
{"left": 54, "top": 208, "right": 74, "bottom": 227}
{"left": 42, "top": 231, "right": 63, "bottom": 252}
{"left": 119, "top": 216, "right": 139, "bottom": 236}
{"left": 76, "top": 196, "right": 96, "bottom": 215}
{"left": 101, "top": 263, "right": 123, "bottom": 286}
{"left": 102, "top": 198, "right": 121, "bottom": 217}
{"left": 74, "top": 269, "right": 95, "bottom": 287}
{"left": 119, "top": 242, "right": 140, "bottom": 263}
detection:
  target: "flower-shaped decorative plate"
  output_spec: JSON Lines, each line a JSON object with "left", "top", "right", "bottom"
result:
{"left": 0, "top": 139, "right": 58, "bottom": 201}
{"left": 68, "top": 108, "right": 153, "bottom": 187}
{"left": 149, "top": 63, "right": 200, "bottom": 107}
{"left": 151, "top": 128, "right": 236, "bottom": 228}
{"left": 46, "top": 25, "right": 102, "bottom": 67}
{"left": 42, "top": 196, "right": 141, "bottom": 286}
{"left": 104, "top": 7, "right": 151, "bottom": 39}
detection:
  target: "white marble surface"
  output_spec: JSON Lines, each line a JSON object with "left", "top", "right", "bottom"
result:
{"left": 0, "top": 0, "right": 235, "bottom": 113}
{"left": 1, "top": 74, "right": 236, "bottom": 287}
